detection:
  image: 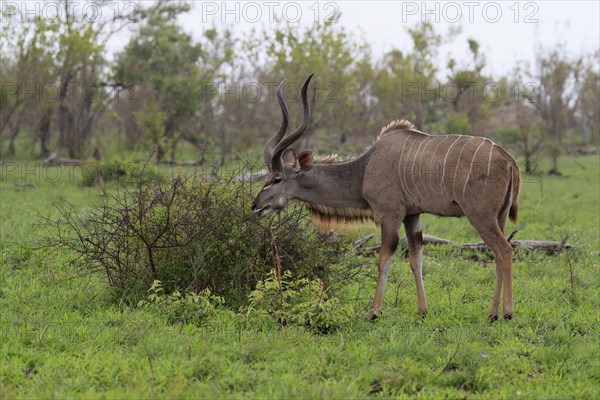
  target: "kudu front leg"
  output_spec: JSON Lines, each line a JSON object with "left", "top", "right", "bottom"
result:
{"left": 370, "top": 219, "right": 401, "bottom": 320}
{"left": 404, "top": 215, "right": 428, "bottom": 316}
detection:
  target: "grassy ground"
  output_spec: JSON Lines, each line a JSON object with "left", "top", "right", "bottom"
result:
{"left": 0, "top": 155, "right": 599, "bottom": 398}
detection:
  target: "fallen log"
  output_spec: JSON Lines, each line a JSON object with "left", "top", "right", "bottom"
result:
{"left": 461, "top": 235, "right": 571, "bottom": 255}
{"left": 361, "top": 234, "right": 457, "bottom": 254}
{"left": 43, "top": 152, "right": 83, "bottom": 167}
{"left": 359, "top": 230, "right": 571, "bottom": 257}
{"left": 2, "top": 183, "right": 38, "bottom": 190}
{"left": 156, "top": 159, "right": 203, "bottom": 167}
{"left": 131, "top": 159, "right": 204, "bottom": 167}
{"left": 353, "top": 233, "right": 375, "bottom": 249}
{"left": 234, "top": 169, "right": 268, "bottom": 182}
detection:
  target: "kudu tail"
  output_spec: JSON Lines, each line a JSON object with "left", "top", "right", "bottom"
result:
{"left": 508, "top": 162, "right": 520, "bottom": 223}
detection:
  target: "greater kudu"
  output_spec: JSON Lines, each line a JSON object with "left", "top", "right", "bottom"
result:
{"left": 252, "top": 74, "right": 521, "bottom": 320}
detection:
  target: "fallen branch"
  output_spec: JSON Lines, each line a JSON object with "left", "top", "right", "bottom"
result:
{"left": 156, "top": 159, "right": 203, "bottom": 167}
{"left": 234, "top": 169, "right": 268, "bottom": 182}
{"left": 363, "top": 234, "right": 457, "bottom": 254}
{"left": 43, "top": 153, "right": 83, "bottom": 167}
{"left": 461, "top": 235, "right": 571, "bottom": 255}
{"left": 131, "top": 159, "right": 205, "bottom": 167}
{"left": 3, "top": 183, "right": 38, "bottom": 190}
{"left": 353, "top": 233, "right": 375, "bottom": 249}
{"left": 360, "top": 231, "right": 571, "bottom": 257}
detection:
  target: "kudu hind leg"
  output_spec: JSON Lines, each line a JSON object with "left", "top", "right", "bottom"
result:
{"left": 370, "top": 219, "right": 401, "bottom": 319}
{"left": 404, "top": 215, "right": 428, "bottom": 316}
{"left": 469, "top": 217, "right": 513, "bottom": 319}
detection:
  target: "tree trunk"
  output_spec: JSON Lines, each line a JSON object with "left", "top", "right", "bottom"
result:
{"left": 39, "top": 109, "right": 52, "bottom": 158}
{"left": 549, "top": 153, "right": 561, "bottom": 175}
{"left": 219, "top": 124, "right": 227, "bottom": 166}
{"left": 525, "top": 159, "right": 535, "bottom": 175}
{"left": 157, "top": 118, "right": 176, "bottom": 163}
{"left": 7, "top": 117, "right": 22, "bottom": 156}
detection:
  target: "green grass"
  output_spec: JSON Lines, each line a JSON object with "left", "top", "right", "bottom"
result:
{"left": 1, "top": 155, "right": 599, "bottom": 398}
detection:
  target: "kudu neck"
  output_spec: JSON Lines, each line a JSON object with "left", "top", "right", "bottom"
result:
{"left": 296, "top": 153, "right": 372, "bottom": 210}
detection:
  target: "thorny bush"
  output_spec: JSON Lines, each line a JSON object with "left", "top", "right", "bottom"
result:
{"left": 45, "top": 166, "right": 343, "bottom": 306}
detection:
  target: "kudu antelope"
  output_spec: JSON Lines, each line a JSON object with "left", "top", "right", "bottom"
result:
{"left": 252, "top": 74, "right": 520, "bottom": 320}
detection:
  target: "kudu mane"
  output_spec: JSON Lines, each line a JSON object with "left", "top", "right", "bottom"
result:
{"left": 312, "top": 119, "right": 416, "bottom": 165}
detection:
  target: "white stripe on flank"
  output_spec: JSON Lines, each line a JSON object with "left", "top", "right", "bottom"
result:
{"left": 428, "top": 136, "right": 451, "bottom": 192}
{"left": 485, "top": 139, "right": 495, "bottom": 186}
{"left": 399, "top": 136, "right": 417, "bottom": 196}
{"left": 396, "top": 136, "right": 410, "bottom": 194}
{"left": 416, "top": 136, "right": 435, "bottom": 199}
{"left": 452, "top": 136, "right": 475, "bottom": 198}
{"left": 440, "top": 136, "right": 462, "bottom": 196}
{"left": 507, "top": 164, "right": 514, "bottom": 212}
{"left": 411, "top": 137, "right": 430, "bottom": 200}
{"left": 462, "top": 139, "right": 487, "bottom": 197}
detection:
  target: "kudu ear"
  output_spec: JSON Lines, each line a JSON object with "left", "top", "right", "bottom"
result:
{"left": 297, "top": 150, "right": 313, "bottom": 171}
{"left": 282, "top": 148, "right": 298, "bottom": 168}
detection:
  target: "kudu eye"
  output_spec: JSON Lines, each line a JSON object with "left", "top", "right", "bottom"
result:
{"left": 273, "top": 176, "right": 282, "bottom": 184}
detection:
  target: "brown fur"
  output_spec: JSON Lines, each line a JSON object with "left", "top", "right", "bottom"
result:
{"left": 305, "top": 119, "right": 411, "bottom": 225}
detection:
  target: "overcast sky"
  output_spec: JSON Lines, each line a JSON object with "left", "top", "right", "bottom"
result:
{"left": 176, "top": 1, "right": 600, "bottom": 77}
{"left": 98, "top": 1, "right": 600, "bottom": 78}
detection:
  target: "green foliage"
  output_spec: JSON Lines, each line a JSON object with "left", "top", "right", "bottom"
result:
{"left": 577, "top": 52, "right": 600, "bottom": 145}
{"left": 3, "top": 5, "right": 597, "bottom": 168}
{"left": 133, "top": 100, "right": 168, "bottom": 152}
{"left": 445, "top": 112, "right": 472, "bottom": 134}
{"left": 242, "top": 270, "right": 354, "bottom": 334}
{"left": 137, "top": 280, "right": 223, "bottom": 326}
{"left": 80, "top": 159, "right": 164, "bottom": 186}
{"left": 113, "top": 4, "right": 213, "bottom": 160}
{"left": 246, "top": 20, "right": 376, "bottom": 152}
{"left": 531, "top": 45, "right": 586, "bottom": 172}
{"left": 372, "top": 22, "right": 459, "bottom": 131}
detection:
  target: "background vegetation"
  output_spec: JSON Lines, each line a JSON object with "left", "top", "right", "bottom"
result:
{"left": 1, "top": 1, "right": 598, "bottom": 171}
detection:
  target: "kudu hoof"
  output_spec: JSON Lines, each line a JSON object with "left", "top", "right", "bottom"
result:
{"left": 489, "top": 314, "right": 499, "bottom": 322}
{"left": 369, "top": 309, "right": 382, "bottom": 321}
{"left": 504, "top": 313, "right": 513, "bottom": 320}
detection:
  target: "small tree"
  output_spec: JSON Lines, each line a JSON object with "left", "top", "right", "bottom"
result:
{"left": 373, "top": 22, "right": 445, "bottom": 132}
{"left": 244, "top": 19, "right": 375, "bottom": 154}
{"left": 531, "top": 45, "right": 583, "bottom": 174}
{"left": 575, "top": 51, "right": 600, "bottom": 146}
{"left": 114, "top": 2, "right": 204, "bottom": 162}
